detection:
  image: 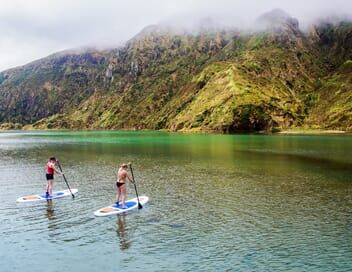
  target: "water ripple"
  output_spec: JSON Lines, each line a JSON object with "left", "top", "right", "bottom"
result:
{"left": 1, "top": 131, "right": 352, "bottom": 271}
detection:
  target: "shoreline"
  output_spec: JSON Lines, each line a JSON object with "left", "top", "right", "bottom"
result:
{"left": 0, "top": 126, "right": 350, "bottom": 135}
{"left": 277, "top": 129, "right": 348, "bottom": 135}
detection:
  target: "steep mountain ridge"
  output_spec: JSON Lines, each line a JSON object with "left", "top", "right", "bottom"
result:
{"left": 0, "top": 49, "right": 111, "bottom": 124}
{"left": 0, "top": 10, "right": 351, "bottom": 132}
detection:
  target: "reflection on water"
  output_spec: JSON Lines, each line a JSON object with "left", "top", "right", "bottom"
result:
{"left": 0, "top": 131, "right": 351, "bottom": 272}
{"left": 116, "top": 215, "right": 131, "bottom": 250}
{"left": 46, "top": 200, "right": 54, "bottom": 220}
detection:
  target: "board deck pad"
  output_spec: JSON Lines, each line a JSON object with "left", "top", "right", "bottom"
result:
{"left": 16, "top": 189, "right": 78, "bottom": 203}
{"left": 39, "top": 191, "right": 65, "bottom": 199}
{"left": 94, "top": 196, "right": 149, "bottom": 217}
{"left": 112, "top": 201, "right": 136, "bottom": 209}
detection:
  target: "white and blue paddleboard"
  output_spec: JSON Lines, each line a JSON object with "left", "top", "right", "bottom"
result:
{"left": 94, "top": 196, "right": 149, "bottom": 217}
{"left": 16, "top": 189, "right": 78, "bottom": 203}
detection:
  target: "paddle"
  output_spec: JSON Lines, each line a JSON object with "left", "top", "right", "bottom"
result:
{"left": 57, "top": 160, "right": 75, "bottom": 198}
{"left": 128, "top": 163, "right": 142, "bottom": 209}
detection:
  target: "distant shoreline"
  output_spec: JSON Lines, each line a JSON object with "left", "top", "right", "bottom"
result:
{"left": 277, "top": 129, "right": 347, "bottom": 135}
{"left": 0, "top": 125, "right": 350, "bottom": 135}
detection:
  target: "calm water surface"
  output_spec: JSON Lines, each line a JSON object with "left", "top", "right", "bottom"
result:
{"left": 0, "top": 131, "right": 351, "bottom": 272}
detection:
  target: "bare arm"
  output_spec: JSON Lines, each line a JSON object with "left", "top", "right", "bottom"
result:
{"left": 127, "top": 173, "right": 133, "bottom": 183}
{"left": 123, "top": 169, "right": 133, "bottom": 183}
{"left": 53, "top": 164, "right": 63, "bottom": 175}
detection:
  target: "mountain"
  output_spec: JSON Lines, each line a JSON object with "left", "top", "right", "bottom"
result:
{"left": 0, "top": 49, "right": 111, "bottom": 125}
{"left": 0, "top": 9, "right": 351, "bottom": 132}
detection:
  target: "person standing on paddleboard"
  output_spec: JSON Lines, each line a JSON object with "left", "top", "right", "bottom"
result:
{"left": 116, "top": 163, "right": 133, "bottom": 209}
{"left": 45, "top": 157, "right": 63, "bottom": 197}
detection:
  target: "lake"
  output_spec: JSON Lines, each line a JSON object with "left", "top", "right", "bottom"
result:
{"left": 0, "top": 131, "right": 351, "bottom": 271}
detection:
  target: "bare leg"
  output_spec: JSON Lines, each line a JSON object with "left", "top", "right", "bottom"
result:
{"left": 116, "top": 187, "right": 121, "bottom": 204}
{"left": 48, "top": 180, "right": 53, "bottom": 195}
{"left": 46, "top": 180, "right": 53, "bottom": 196}
{"left": 121, "top": 184, "right": 127, "bottom": 208}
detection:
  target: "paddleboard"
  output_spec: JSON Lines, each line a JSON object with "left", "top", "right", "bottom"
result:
{"left": 16, "top": 189, "right": 78, "bottom": 203}
{"left": 94, "top": 196, "right": 149, "bottom": 217}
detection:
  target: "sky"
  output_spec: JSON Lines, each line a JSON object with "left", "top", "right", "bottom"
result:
{"left": 0, "top": 0, "right": 351, "bottom": 72}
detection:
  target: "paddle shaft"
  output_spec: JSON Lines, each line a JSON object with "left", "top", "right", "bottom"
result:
{"left": 57, "top": 161, "right": 75, "bottom": 198}
{"left": 129, "top": 164, "right": 142, "bottom": 209}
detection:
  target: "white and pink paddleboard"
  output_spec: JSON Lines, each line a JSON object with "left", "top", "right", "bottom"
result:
{"left": 16, "top": 189, "right": 78, "bottom": 203}
{"left": 94, "top": 196, "right": 149, "bottom": 217}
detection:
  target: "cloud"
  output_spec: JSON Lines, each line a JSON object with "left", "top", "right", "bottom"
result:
{"left": 0, "top": 0, "right": 351, "bottom": 71}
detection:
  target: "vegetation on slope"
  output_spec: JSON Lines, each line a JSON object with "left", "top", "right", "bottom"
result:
{"left": 0, "top": 10, "right": 351, "bottom": 133}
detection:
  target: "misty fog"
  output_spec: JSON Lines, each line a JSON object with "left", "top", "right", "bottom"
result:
{"left": 0, "top": 0, "right": 351, "bottom": 71}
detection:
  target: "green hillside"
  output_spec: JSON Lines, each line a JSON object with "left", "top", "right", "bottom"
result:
{"left": 0, "top": 10, "right": 351, "bottom": 132}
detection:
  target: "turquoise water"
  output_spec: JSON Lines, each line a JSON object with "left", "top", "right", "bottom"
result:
{"left": 0, "top": 131, "right": 351, "bottom": 271}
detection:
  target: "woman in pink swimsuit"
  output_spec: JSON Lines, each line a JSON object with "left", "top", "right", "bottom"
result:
{"left": 45, "top": 157, "right": 62, "bottom": 197}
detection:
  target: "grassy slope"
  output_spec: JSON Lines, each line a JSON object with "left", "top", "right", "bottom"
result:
{"left": 307, "top": 60, "right": 352, "bottom": 130}
{"left": 304, "top": 21, "right": 352, "bottom": 131}
{"left": 167, "top": 30, "right": 325, "bottom": 132}
{"left": 0, "top": 50, "right": 110, "bottom": 124}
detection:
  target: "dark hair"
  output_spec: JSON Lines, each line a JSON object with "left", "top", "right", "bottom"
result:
{"left": 49, "top": 157, "right": 56, "bottom": 161}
